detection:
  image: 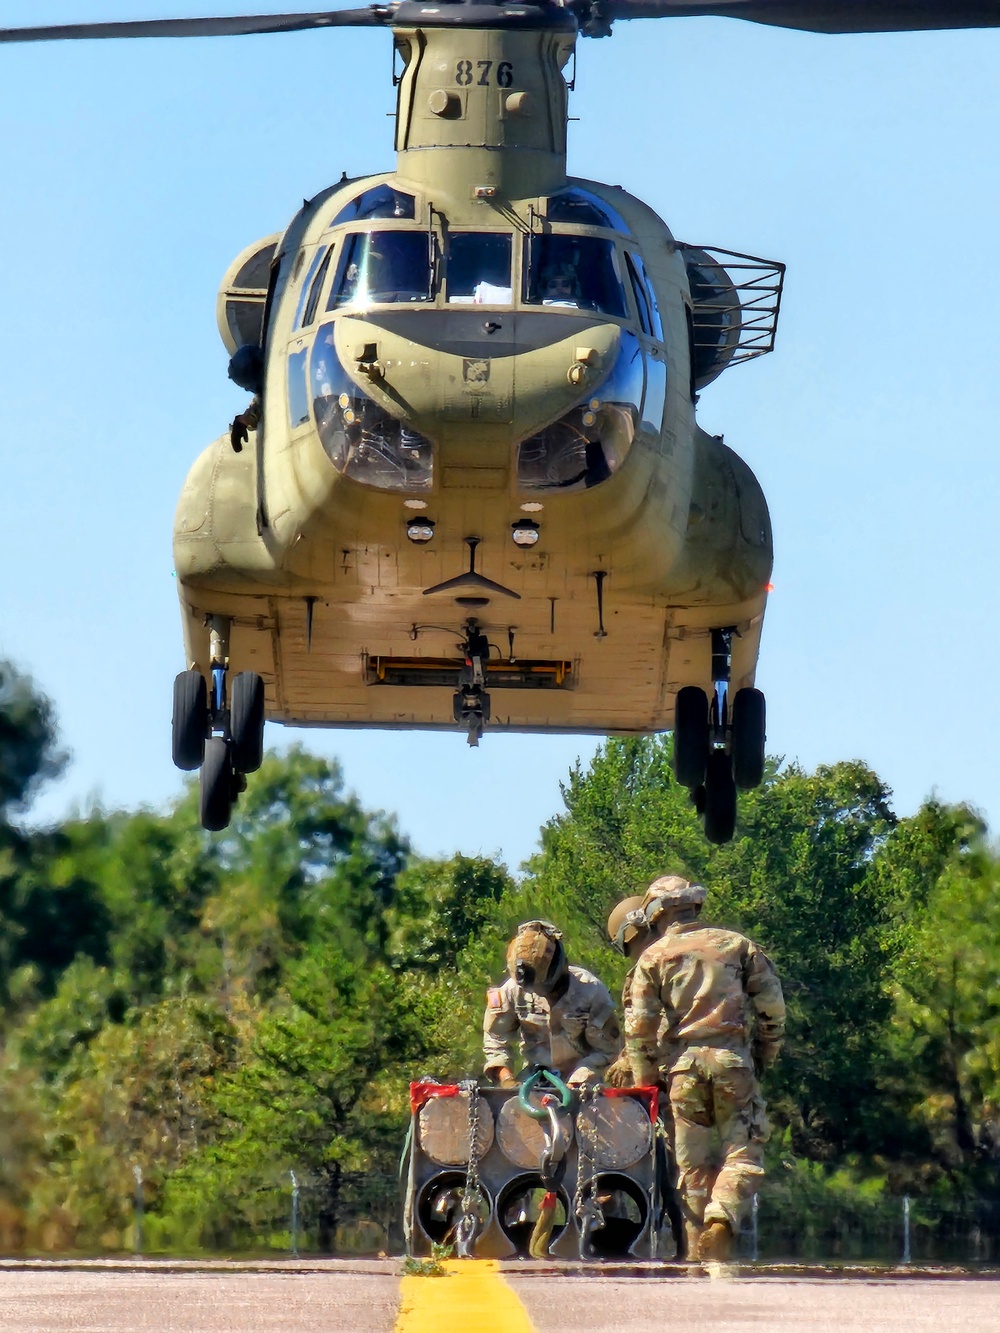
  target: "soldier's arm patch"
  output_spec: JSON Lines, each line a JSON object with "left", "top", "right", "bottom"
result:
{"left": 487, "top": 987, "right": 505, "bottom": 1010}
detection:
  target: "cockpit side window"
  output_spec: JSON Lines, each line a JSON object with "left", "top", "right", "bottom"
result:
{"left": 301, "top": 247, "right": 334, "bottom": 328}
{"left": 447, "top": 233, "right": 513, "bottom": 304}
{"left": 329, "top": 184, "right": 416, "bottom": 226}
{"left": 293, "top": 246, "right": 330, "bottom": 330}
{"left": 524, "top": 234, "right": 628, "bottom": 320}
{"left": 546, "top": 189, "right": 629, "bottom": 234}
{"left": 625, "top": 251, "right": 663, "bottom": 341}
{"left": 328, "top": 231, "right": 432, "bottom": 310}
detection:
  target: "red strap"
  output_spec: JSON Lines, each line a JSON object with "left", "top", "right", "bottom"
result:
{"left": 604, "top": 1085, "right": 660, "bottom": 1122}
{"left": 409, "top": 1082, "right": 461, "bottom": 1115}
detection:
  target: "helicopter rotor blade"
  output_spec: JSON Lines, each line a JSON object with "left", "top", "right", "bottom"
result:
{"left": 577, "top": 1, "right": 1000, "bottom": 33}
{"left": 0, "top": 8, "right": 393, "bottom": 45}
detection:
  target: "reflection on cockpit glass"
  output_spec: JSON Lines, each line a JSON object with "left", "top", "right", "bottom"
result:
{"left": 546, "top": 188, "right": 629, "bottom": 233}
{"left": 329, "top": 184, "right": 415, "bottom": 226}
{"left": 524, "top": 235, "right": 628, "bottom": 319}
{"left": 310, "top": 323, "right": 433, "bottom": 492}
{"left": 517, "top": 332, "right": 642, "bottom": 492}
{"left": 447, "top": 233, "right": 513, "bottom": 304}
{"left": 328, "top": 231, "right": 431, "bottom": 311}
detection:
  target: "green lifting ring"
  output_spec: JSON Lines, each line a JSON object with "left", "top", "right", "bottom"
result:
{"left": 518, "top": 1067, "right": 573, "bottom": 1119}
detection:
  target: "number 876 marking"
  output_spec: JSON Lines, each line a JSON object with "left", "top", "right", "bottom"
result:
{"left": 456, "top": 60, "right": 514, "bottom": 87}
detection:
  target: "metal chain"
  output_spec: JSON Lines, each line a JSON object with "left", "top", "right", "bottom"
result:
{"left": 456, "top": 1078, "right": 484, "bottom": 1256}
{"left": 573, "top": 1085, "right": 604, "bottom": 1258}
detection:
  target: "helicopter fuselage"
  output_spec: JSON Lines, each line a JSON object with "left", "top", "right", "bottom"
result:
{"left": 174, "top": 12, "right": 773, "bottom": 736}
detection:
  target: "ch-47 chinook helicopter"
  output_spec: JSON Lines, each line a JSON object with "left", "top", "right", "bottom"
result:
{"left": 6, "top": 3, "right": 999, "bottom": 842}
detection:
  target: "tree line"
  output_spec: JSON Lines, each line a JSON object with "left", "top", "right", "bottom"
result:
{"left": 0, "top": 658, "right": 997, "bottom": 1255}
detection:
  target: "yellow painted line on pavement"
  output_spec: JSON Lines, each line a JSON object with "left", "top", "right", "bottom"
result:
{"left": 395, "top": 1259, "right": 536, "bottom": 1332}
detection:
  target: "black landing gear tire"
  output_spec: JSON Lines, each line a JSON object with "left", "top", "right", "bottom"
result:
{"left": 703, "top": 749, "right": 737, "bottom": 845}
{"left": 172, "top": 671, "right": 207, "bottom": 771}
{"left": 673, "top": 686, "right": 709, "bottom": 789}
{"left": 732, "top": 688, "right": 766, "bottom": 790}
{"left": 230, "top": 671, "right": 265, "bottom": 774}
{"left": 200, "top": 737, "right": 234, "bottom": 832}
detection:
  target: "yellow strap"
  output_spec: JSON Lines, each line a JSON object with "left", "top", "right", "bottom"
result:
{"left": 395, "top": 1259, "right": 536, "bottom": 1333}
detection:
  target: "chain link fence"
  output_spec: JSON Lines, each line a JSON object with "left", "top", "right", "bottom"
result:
{"left": 123, "top": 1166, "right": 1000, "bottom": 1263}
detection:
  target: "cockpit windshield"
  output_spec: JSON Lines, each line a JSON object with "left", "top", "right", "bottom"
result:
{"left": 447, "top": 233, "right": 512, "bottom": 304}
{"left": 524, "top": 235, "right": 628, "bottom": 319}
{"left": 328, "top": 231, "right": 431, "bottom": 310}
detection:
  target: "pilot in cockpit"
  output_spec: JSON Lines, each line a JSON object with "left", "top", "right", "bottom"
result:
{"left": 541, "top": 263, "right": 581, "bottom": 307}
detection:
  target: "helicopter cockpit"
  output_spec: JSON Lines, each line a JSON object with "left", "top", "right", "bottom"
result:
{"left": 276, "top": 180, "right": 669, "bottom": 494}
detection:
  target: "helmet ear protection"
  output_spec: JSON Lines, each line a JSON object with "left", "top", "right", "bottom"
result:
{"left": 607, "top": 898, "right": 649, "bottom": 956}
{"left": 508, "top": 920, "right": 566, "bottom": 989}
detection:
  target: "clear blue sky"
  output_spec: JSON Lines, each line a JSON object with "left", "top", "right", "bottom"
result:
{"left": 1, "top": 3, "right": 998, "bottom": 869}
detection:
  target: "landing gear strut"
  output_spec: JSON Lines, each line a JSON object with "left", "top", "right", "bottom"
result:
{"left": 453, "top": 620, "right": 492, "bottom": 747}
{"left": 672, "top": 627, "right": 766, "bottom": 845}
{"left": 170, "top": 615, "right": 266, "bottom": 831}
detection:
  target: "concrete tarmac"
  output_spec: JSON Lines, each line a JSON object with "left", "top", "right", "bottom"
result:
{"left": 0, "top": 1259, "right": 997, "bottom": 1332}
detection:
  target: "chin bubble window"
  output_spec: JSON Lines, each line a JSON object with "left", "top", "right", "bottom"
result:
{"left": 328, "top": 231, "right": 432, "bottom": 310}
{"left": 447, "top": 233, "right": 513, "bottom": 304}
{"left": 516, "top": 331, "right": 643, "bottom": 492}
{"left": 524, "top": 235, "right": 628, "bottom": 319}
{"left": 310, "top": 323, "right": 433, "bottom": 492}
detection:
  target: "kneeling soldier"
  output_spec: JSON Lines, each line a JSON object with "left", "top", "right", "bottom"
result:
{"left": 483, "top": 920, "right": 621, "bottom": 1089}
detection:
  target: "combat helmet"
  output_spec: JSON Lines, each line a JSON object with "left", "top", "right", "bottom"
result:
{"left": 641, "top": 874, "right": 707, "bottom": 929}
{"left": 607, "top": 896, "right": 648, "bottom": 956}
{"left": 507, "top": 920, "right": 569, "bottom": 993}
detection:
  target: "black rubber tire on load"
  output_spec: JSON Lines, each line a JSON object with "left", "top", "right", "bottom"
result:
{"left": 171, "top": 670, "right": 208, "bottom": 771}
{"left": 673, "top": 686, "right": 709, "bottom": 789}
{"left": 230, "top": 670, "right": 265, "bottom": 773}
{"left": 732, "top": 687, "right": 766, "bottom": 789}
{"left": 703, "top": 749, "right": 737, "bottom": 845}
{"left": 200, "top": 737, "right": 234, "bottom": 832}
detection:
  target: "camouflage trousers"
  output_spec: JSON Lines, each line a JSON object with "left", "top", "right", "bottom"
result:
{"left": 665, "top": 1045, "right": 769, "bottom": 1238}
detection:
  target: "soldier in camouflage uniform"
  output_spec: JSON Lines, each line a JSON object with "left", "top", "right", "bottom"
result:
{"left": 603, "top": 896, "right": 653, "bottom": 1088}
{"left": 483, "top": 920, "right": 621, "bottom": 1088}
{"left": 623, "top": 875, "right": 785, "bottom": 1262}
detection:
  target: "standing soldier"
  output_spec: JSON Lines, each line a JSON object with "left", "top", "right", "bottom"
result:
{"left": 623, "top": 875, "right": 785, "bottom": 1262}
{"left": 603, "top": 896, "right": 654, "bottom": 1087}
{"left": 483, "top": 920, "right": 621, "bottom": 1088}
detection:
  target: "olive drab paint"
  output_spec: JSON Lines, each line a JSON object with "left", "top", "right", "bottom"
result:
{"left": 173, "top": 6, "right": 775, "bottom": 737}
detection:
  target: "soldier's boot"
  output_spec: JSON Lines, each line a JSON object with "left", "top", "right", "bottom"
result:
{"left": 683, "top": 1220, "right": 704, "bottom": 1260}
{"left": 697, "top": 1219, "right": 733, "bottom": 1262}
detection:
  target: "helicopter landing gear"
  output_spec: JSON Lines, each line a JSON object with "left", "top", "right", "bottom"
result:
{"left": 172, "top": 669, "right": 208, "bottom": 771}
{"left": 171, "top": 615, "right": 266, "bottom": 830}
{"left": 672, "top": 628, "right": 766, "bottom": 845}
{"left": 200, "top": 736, "right": 233, "bottom": 832}
{"left": 453, "top": 620, "right": 492, "bottom": 747}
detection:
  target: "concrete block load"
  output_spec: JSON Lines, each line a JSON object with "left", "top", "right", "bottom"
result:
{"left": 402, "top": 1075, "right": 674, "bottom": 1261}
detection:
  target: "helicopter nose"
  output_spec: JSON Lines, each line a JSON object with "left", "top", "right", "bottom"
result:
{"left": 324, "top": 309, "right": 622, "bottom": 449}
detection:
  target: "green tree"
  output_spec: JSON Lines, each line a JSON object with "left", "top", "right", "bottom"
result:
{"left": 525, "top": 738, "right": 900, "bottom": 1158}
{"left": 0, "top": 660, "right": 64, "bottom": 815}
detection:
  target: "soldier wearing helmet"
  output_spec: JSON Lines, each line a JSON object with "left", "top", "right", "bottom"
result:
{"left": 621, "top": 874, "right": 785, "bottom": 1263}
{"left": 601, "top": 895, "right": 655, "bottom": 1088}
{"left": 483, "top": 920, "right": 621, "bottom": 1089}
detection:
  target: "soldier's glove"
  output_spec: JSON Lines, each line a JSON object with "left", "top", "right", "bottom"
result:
{"left": 230, "top": 412, "right": 257, "bottom": 452}
{"left": 603, "top": 1056, "right": 634, "bottom": 1089}
{"left": 567, "top": 1067, "right": 599, "bottom": 1090}
{"left": 484, "top": 1066, "right": 517, "bottom": 1087}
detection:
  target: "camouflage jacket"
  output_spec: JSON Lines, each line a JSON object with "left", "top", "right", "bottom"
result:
{"left": 483, "top": 965, "right": 621, "bottom": 1080}
{"left": 624, "top": 921, "right": 785, "bottom": 1086}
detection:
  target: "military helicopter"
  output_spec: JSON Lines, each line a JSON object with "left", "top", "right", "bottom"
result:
{"left": 6, "top": 2, "right": 998, "bottom": 843}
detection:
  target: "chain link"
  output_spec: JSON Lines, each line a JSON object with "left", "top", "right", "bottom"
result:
{"left": 456, "top": 1078, "right": 485, "bottom": 1256}
{"left": 573, "top": 1085, "right": 605, "bottom": 1258}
